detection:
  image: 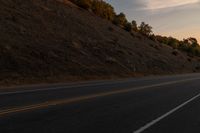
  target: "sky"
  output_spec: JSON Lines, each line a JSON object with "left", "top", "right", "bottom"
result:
{"left": 106, "top": 0, "right": 200, "bottom": 43}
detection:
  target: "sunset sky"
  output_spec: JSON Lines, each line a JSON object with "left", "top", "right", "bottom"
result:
{"left": 106, "top": 0, "right": 200, "bottom": 42}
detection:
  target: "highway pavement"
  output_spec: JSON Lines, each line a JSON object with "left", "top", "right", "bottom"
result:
{"left": 1, "top": 73, "right": 200, "bottom": 133}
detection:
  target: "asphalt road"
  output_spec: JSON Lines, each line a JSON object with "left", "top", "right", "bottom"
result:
{"left": 1, "top": 73, "right": 200, "bottom": 133}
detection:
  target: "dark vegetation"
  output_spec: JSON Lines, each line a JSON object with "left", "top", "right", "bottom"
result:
{"left": 0, "top": 0, "right": 200, "bottom": 86}
{"left": 155, "top": 36, "right": 200, "bottom": 56}
{"left": 70, "top": 0, "right": 152, "bottom": 36}
{"left": 71, "top": 0, "right": 200, "bottom": 57}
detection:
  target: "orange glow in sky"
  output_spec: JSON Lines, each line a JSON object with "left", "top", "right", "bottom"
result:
{"left": 107, "top": 0, "right": 200, "bottom": 43}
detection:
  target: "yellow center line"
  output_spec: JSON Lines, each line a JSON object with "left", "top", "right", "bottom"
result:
{"left": 0, "top": 77, "right": 200, "bottom": 117}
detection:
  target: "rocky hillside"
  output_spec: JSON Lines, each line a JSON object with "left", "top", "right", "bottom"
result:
{"left": 0, "top": 0, "right": 200, "bottom": 85}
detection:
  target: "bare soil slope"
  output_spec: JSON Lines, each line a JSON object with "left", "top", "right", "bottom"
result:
{"left": 0, "top": 0, "right": 200, "bottom": 85}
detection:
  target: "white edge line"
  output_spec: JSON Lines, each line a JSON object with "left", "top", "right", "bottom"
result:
{"left": 133, "top": 92, "right": 200, "bottom": 133}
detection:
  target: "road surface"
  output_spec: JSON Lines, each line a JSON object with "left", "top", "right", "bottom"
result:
{"left": 1, "top": 73, "right": 200, "bottom": 133}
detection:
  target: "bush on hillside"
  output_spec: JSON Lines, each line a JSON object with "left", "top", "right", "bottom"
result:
{"left": 138, "top": 22, "right": 152, "bottom": 36}
{"left": 131, "top": 20, "right": 138, "bottom": 31}
{"left": 124, "top": 20, "right": 138, "bottom": 32}
{"left": 92, "top": 1, "right": 115, "bottom": 21}
{"left": 113, "top": 13, "right": 127, "bottom": 27}
{"left": 168, "top": 37, "right": 179, "bottom": 49}
{"left": 124, "top": 22, "right": 132, "bottom": 32}
{"left": 70, "top": 0, "right": 200, "bottom": 58}
{"left": 156, "top": 36, "right": 200, "bottom": 56}
{"left": 71, "top": 0, "right": 116, "bottom": 21}
{"left": 178, "top": 38, "right": 200, "bottom": 56}
{"left": 155, "top": 35, "right": 169, "bottom": 44}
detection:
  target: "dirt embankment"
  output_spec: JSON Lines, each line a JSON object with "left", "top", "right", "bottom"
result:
{"left": 0, "top": 0, "right": 200, "bottom": 86}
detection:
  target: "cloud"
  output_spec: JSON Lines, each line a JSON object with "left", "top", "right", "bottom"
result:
{"left": 106, "top": 0, "right": 200, "bottom": 43}
{"left": 107, "top": 0, "right": 200, "bottom": 11}
{"left": 146, "top": 0, "right": 199, "bottom": 10}
{"left": 106, "top": 0, "right": 147, "bottom": 11}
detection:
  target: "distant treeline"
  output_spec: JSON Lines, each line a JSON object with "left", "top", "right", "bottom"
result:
{"left": 70, "top": 0, "right": 200, "bottom": 57}
{"left": 70, "top": 0, "right": 152, "bottom": 35}
{"left": 155, "top": 36, "right": 200, "bottom": 56}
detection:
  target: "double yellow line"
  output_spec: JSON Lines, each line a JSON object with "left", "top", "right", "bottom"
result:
{"left": 0, "top": 77, "right": 200, "bottom": 117}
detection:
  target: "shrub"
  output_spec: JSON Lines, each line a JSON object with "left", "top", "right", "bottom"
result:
{"left": 138, "top": 22, "right": 152, "bottom": 36}
{"left": 124, "top": 22, "right": 132, "bottom": 32}
{"left": 155, "top": 35, "right": 169, "bottom": 44}
{"left": 113, "top": 12, "right": 127, "bottom": 27}
{"left": 70, "top": 0, "right": 200, "bottom": 59}
{"left": 131, "top": 20, "right": 138, "bottom": 31}
{"left": 124, "top": 20, "right": 138, "bottom": 32}
{"left": 149, "top": 34, "right": 156, "bottom": 41}
{"left": 168, "top": 37, "right": 179, "bottom": 49}
{"left": 179, "top": 37, "right": 200, "bottom": 56}
{"left": 92, "top": 1, "right": 115, "bottom": 21}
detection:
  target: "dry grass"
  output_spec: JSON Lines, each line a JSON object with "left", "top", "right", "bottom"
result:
{"left": 0, "top": 0, "right": 200, "bottom": 86}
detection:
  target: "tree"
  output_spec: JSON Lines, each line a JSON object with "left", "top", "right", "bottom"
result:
{"left": 187, "top": 37, "right": 198, "bottom": 47}
{"left": 113, "top": 12, "right": 127, "bottom": 27}
{"left": 138, "top": 22, "right": 153, "bottom": 36}
{"left": 179, "top": 37, "right": 200, "bottom": 56}
{"left": 168, "top": 37, "right": 179, "bottom": 49}
{"left": 155, "top": 35, "right": 169, "bottom": 44}
{"left": 131, "top": 20, "right": 138, "bottom": 31}
{"left": 92, "top": 1, "right": 116, "bottom": 21}
{"left": 124, "top": 22, "right": 132, "bottom": 32}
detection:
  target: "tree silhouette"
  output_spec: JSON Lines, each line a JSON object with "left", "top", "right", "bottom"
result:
{"left": 131, "top": 20, "right": 138, "bottom": 31}
{"left": 138, "top": 22, "right": 152, "bottom": 36}
{"left": 113, "top": 12, "right": 127, "bottom": 27}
